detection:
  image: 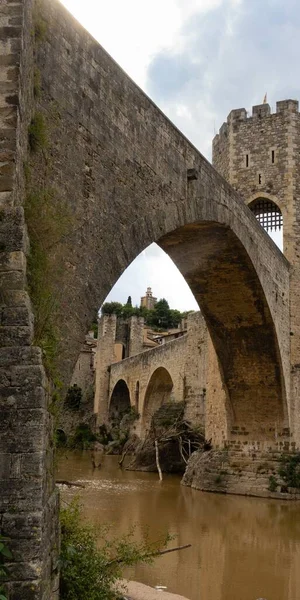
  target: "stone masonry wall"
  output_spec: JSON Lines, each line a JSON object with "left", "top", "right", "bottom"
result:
{"left": 0, "top": 1, "right": 58, "bottom": 599}
{"left": 30, "top": 0, "right": 289, "bottom": 443}
{"left": 213, "top": 101, "right": 300, "bottom": 442}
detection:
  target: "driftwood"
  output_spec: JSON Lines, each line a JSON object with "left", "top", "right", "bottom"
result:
{"left": 107, "top": 543, "right": 192, "bottom": 566}
{"left": 56, "top": 479, "right": 85, "bottom": 488}
{"left": 119, "top": 445, "right": 130, "bottom": 468}
{"left": 155, "top": 439, "right": 163, "bottom": 481}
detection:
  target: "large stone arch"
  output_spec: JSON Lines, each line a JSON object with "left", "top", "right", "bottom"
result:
{"left": 0, "top": 1, "right": 292, "bottom": 597}
{"left": 29, "top": 0, "right": 289, "bottom": 440}
{"left": 142, "top": 367, "right": 174, "bottom": 434}
{"left": 108, "top": 379, "right": 131, "bottom": 426}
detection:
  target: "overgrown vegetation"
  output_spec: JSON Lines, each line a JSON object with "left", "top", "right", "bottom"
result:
{"left": 278, "top": 453, "right": 300, "bottom": 489}
{"left": 0, "top": 535, "right": 12, "bottom": 600}
{"left": 68, "top": 424, "right": 97, "bottom": 450}
{"left": 60, "top": 500, "right": 171, "bottom": 600}
{"left": 102, "top": 299, "right": 193, "bottom": 330}
{"left": 127, "top": 402, "right": 207, "bottom": 475}
{"left": 268, "top": 475, "right": 278, "bottom": 492}
{"left": 33, "top": 0, "right": 47, "bottom": 43}
{"left": 64, "top": 384, "right": 83, "bottom": 411}
{"left": 28, "top": 112, "right": 47, "bottom": 152}
{"left": 25, "top": 166, "right": 72, "bottom": 377}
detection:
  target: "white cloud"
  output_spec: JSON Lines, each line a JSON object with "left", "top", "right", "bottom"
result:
{"left": 60, "top": 0, "right": 224, "bottom": 89}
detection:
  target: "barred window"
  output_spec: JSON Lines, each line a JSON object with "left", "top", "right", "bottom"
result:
{"left": 249, "top": 198, "right": 282, "bottom": 232}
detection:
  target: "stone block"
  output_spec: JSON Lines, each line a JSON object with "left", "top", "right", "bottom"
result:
{"left": 7, "top": 580, "right": 41, "bottom": 600}
{"left": 0, "top": 385, "right": 47, "bottom": 409}
{"left": 1, "top": 305, "right": 33, "bottom": 326}
{"left": 0, "top": 249, "right": 26, "bottom": 272}
{"left": 0, "top": 269, "right": 26, "bottom": 289}
{"left": 0, "top": 324, "right": 33, "bottom": 346}
{"left": 4, "top": 560, "right": 41, "bottom": 581}
{"left": 0, "top": 478, "right": 44, "bottom": 512}
{"left": 10, "top": 364, "right": 46, "bottom": 388}
{"left": 0, "top": 289, "right": 31, "bottom": 308}
{"left": 2, "top": 512, "right": 42, "bottom": 540}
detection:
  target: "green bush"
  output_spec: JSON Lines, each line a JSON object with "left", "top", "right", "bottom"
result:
{"left": 268, "top": 475, "right": 278, "bottom": 492}
{"left": 60, "top": 500, "right": 171, "bottom": 600}
{"left": 0, "top": 534, "right": 12, "bottom": 600}
{"left": 64, "top": 385, "right": 82, "bottom": 411}
{"left": 28, "top": 113, "right": 47, "bottom": 152}
{"left": 68, "top": 424, "right": 96, "bottom": 450}
{"left": 278, "top": 453, "right": 300, "bottom": 489}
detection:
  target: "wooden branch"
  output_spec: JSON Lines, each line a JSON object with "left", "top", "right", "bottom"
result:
{"left": 107, "top": 543, "right": 192, "bottom": 566}
{"left": 179, "top": 436, "right": 187, "bottom": 464}
{"left": 119, "top": 446, "right": 130, "bottom": 468}
{"left": 155, "top": 439, "right": 163, "bottom": 482}
{"left": 56, "top": 479, "right": 85, "bottom": 488}
{"left": 152, "top": 543, "right": 191, "bottom": 558}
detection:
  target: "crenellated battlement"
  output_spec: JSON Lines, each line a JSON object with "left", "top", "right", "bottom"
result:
{"left": 213, "top": 99, "right": 299, "bottom": 144}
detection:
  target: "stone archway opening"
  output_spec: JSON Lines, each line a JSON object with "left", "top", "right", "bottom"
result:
{"left": 142, "top": 367, "right": 174, "bottom": 434}
{"left": 109, "top": 379, "right": 131, "bottom": 427}
{"left": 248, "top": 197, "right": 283, "bottom": 251}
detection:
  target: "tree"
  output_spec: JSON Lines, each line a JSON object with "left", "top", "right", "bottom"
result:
{"left": 126, "top": 295, "right": 132, "bottom": 306}
{"left": 64, "top": 384, "right": 82, "bottom": 411}
{"left": 101, "top": 302, "right": 123, "bottom": 316}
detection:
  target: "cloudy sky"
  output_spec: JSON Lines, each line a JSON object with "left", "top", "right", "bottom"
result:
{"left": 61, "top": 0, "right": 291, "bottom": 310}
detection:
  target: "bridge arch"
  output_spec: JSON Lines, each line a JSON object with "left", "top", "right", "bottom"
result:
{"left": 108, "top": 379, "right": 131, "bottom": 426}
{"left": 142, "top": 367, "right": 174, "bottom": 434}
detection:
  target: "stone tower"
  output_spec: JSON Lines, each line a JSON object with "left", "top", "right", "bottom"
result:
{"left": 212, "top": 99, "right": 300, "bottom": 443}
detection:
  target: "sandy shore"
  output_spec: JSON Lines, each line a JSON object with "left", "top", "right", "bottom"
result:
{"left": 120, "top": 580, "right": 191, "bottom": 600}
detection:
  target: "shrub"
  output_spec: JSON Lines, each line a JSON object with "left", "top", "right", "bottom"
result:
{"left": 278, "top": 453, "right": 300, "bottom": 489}
{"left": 268, "top": 475, "right": 278, "bottom": 492}
{"left": 59, "top": 500, "right": 171, "bottom": 600}
{"left": 28, "top": 113, "right": 47, "bottom": 152}
{"left": 64, "top": 385, "right": 82, "bottom": 411}
{"left": 68, "top": 424, "right": 96, "bottom": 450}
{"left": 0, "top": 534, "right": 12, "bottom": 600}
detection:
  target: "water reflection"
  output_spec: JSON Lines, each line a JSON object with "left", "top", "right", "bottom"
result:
{"left": 57, "top": 452, "right": 300, "bottom": 600}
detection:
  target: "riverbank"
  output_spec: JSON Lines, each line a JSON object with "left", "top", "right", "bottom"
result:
{"left": 121, "top": 580, "right": 190, "bottom": 600}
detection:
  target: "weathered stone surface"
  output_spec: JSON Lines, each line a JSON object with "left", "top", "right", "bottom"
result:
{"left": 96, "top": 313, "right": 207, "bottom": 438}
{"left": 0, "top": 0, "right": 299, "bottom": 596}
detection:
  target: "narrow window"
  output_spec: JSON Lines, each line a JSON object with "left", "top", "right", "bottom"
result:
{"left": 271, "top": 150, "right": 275, "bottom": 164}
{"left": 245, "top": 154, "right": 249, "bottom": 168}
{"left": 258, "top": 174, "right": 262, "bottom": 184}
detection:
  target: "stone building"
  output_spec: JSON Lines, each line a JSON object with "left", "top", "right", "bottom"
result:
{"left": 140, "top": 286, "right": 157, "bottom": 310}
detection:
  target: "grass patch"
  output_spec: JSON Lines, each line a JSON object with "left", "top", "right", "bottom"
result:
{"left": 28, "top": 112, "right": 47, "bottom": 152}
{"left": 25, "top": 183, "right": 72, "bottom": 376}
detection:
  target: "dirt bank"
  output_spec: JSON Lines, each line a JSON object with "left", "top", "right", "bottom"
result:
{"left": 120, "top": 580, "right": 191, "bottom": 600}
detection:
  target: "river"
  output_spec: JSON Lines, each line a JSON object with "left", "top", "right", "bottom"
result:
{"left": 57, "top": 451, "right": 300, "bottom": 600}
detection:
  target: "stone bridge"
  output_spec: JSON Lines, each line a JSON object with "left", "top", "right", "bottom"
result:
{"left": 105, "top": 312, "right": 207, "bottom": 438}
{"left": 0, "top": 0, "right": 297, "bottom": 597}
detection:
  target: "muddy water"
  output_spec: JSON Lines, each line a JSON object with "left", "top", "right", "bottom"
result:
{"left": 57, "top": 452, "right": 300, "bottom": 600}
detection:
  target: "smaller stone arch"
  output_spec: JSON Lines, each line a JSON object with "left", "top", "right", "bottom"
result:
{"left": 142, "top": 367, "right": 174, "bottom": 434}
{"left": 109, "top": 379, "right": 131, "bottom": 426}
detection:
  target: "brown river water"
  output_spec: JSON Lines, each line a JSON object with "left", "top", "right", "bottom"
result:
{"left": 57, "top": 452, "right": 300, "bottom": 600}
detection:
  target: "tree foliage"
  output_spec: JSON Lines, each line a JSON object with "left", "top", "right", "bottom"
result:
{"left": 101, "top": 298, "right": 184, "bottom": 329}
{"left": 278, "top": 453, "right": 300, "bottom": 488}
{"left": 0, "top": 534, "right": 12, "bottom": 600}
{"left": 59, "top": 500, "right": 171, "bottom": 600}
{"left": 64, "top": 384, "right": 82, "bottom": 411}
